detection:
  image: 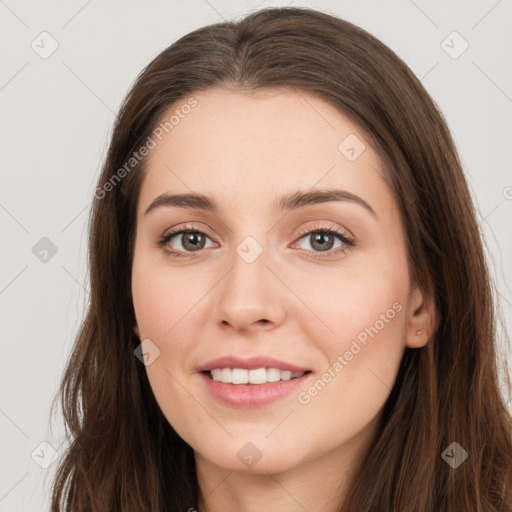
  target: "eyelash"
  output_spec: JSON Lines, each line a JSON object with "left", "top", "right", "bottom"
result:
{"left": 156, "top": 222, "right": 356, "bottom": 260}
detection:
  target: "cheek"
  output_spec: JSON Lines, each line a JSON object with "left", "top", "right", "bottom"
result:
{"left": 329, "top": 281, "right": 407, "bottom": 350}
{"left": 131, "top": 256, "right": 203, "bottom": 339}
{"left": 131, "top": 255, "right": 212, "bottom": 385}
{"left": 290, "top": 253, "right": 409, "bottom": 349}
{"left": 290, "top": 251, "right": 410, "bottom": 400}
{"left": 292, "top": 287, "right": 407, "bottom": 449}
{"left": 132, "top": 277, "right": 172, "bottom": 339}
{"left": 131, "top": 262, "right": 201, "bottom": 423}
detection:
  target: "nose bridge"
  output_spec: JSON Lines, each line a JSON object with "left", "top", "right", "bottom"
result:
{"left": 212, "top": 227, "right": 286, "bottom": 329}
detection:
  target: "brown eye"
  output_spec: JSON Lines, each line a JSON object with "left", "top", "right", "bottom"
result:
{"left": 295, "top": 229, "right": 347, "bottom": 253}
{"left": 291, "top": 223, "right": 356, "bottom": 260}
{"left": 178, "top": 231, "right": 207, "bottom": 252}
{"left": 306, "top": 231, "right": 337, "bottom": 252}
{"left": 157, "top": 227, "right": 215, "bottom": 257}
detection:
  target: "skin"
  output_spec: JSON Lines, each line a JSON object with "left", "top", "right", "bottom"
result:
{"left": 131, "top": 88, "right": 434, "bottom": 512}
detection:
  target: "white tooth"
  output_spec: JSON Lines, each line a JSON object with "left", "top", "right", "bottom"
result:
{"left": 211, "top": 368, "right": 222, "bottom": 381}
{"left": 266, "top": 368, "right": 281, "bottom": 382}
{"left": 210, "top": 367, "right": 306, "bottom": 384}
{"left": 280, "top": 370, "right": 292, "bottom": 381}
{"left": 231, "top": 368, "right": 249, "bottom": 384}
{"left": 248, "top": 368, "right": 267, "bottom": 384}
{"left": 221, "top": 368, "right": 232, "bottom": 383}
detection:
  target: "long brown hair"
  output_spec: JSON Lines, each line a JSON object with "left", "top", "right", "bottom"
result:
{"left": 49, "top": 6, "right": 512, "bottom": 511}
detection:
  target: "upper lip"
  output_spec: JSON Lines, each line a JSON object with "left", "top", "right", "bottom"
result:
{"left": 197, "top": 355, "right": 311, "bottom": 373}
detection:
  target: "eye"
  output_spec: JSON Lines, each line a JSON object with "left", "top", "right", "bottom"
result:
{"left": 291, "top": 222, "right": 355, "bottom": 259}
{"left": 157, "top": 224, "right": 216, "bottom": 258}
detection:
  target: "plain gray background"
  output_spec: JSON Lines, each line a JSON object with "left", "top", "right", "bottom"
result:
{"left": 1, "top": 1, "right": 511, "bottom": 510}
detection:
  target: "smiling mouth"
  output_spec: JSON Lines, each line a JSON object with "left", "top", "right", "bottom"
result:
{"left": 202, "top": 369, "right": 313, "bottom": 385}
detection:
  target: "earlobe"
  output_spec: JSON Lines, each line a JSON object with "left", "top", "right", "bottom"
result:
{"left": 133, "top": 325, "right": 140, "bottom": 339}
{"left": 405, "top": 285, "right": 436, "bottom": 348}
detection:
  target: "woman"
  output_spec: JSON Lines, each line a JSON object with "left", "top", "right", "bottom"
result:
{"left": 50, "top": 6, "right": 512, "bottom": 511}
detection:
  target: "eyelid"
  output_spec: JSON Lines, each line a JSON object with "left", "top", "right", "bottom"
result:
{"left": 160, "top": 222, "right": 217, "bottom": 242}
{"left": 293, "top": 220, "right": 354, "bottom": 241}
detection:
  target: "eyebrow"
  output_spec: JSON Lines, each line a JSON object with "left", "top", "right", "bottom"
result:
{"left": 144, "top": 188, "right": 376, "bottom": 218}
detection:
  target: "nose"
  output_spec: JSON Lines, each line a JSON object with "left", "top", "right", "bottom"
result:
{"left": 212, "top": 243, "right": 287, "bottom": 332}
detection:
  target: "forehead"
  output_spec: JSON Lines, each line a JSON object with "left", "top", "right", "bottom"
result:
{"left": 138, "top": 88, "right": 393, "bottom": 217}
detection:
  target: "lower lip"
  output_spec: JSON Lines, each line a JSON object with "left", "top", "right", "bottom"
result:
{"left": 199, "top": 371, "right": 312, "bottom": 408}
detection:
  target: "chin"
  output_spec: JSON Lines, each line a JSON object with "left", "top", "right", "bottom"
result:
{"left": 209, "top": 455, "right": 298, "bottom": 475}
{"left": 193, "top": 439, "right": 306, "bottom": 475}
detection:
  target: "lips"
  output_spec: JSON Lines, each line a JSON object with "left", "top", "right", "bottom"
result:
{"left": 197, "top": 355, "right": 311, "bottom": 374}
{"left": 199, "top": 371, "right": 313, "bottom": 407}
{"left": 197, "top": 355, "right": 313, "bottom": 407}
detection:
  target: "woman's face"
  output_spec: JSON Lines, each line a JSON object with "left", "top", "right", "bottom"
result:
{"left": 131, "top": 88, "right": 429, "bottom": 475}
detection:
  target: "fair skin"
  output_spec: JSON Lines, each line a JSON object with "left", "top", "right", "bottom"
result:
{"left": 131, "top": 88, "right": 434, "bottom": 512}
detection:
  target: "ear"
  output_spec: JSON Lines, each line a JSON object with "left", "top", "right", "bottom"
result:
{"left": 405, "top": 284, "right": 436, "bottom": 348}
{"left": 133, "top": 325, "right": 140, "bottom": 339}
